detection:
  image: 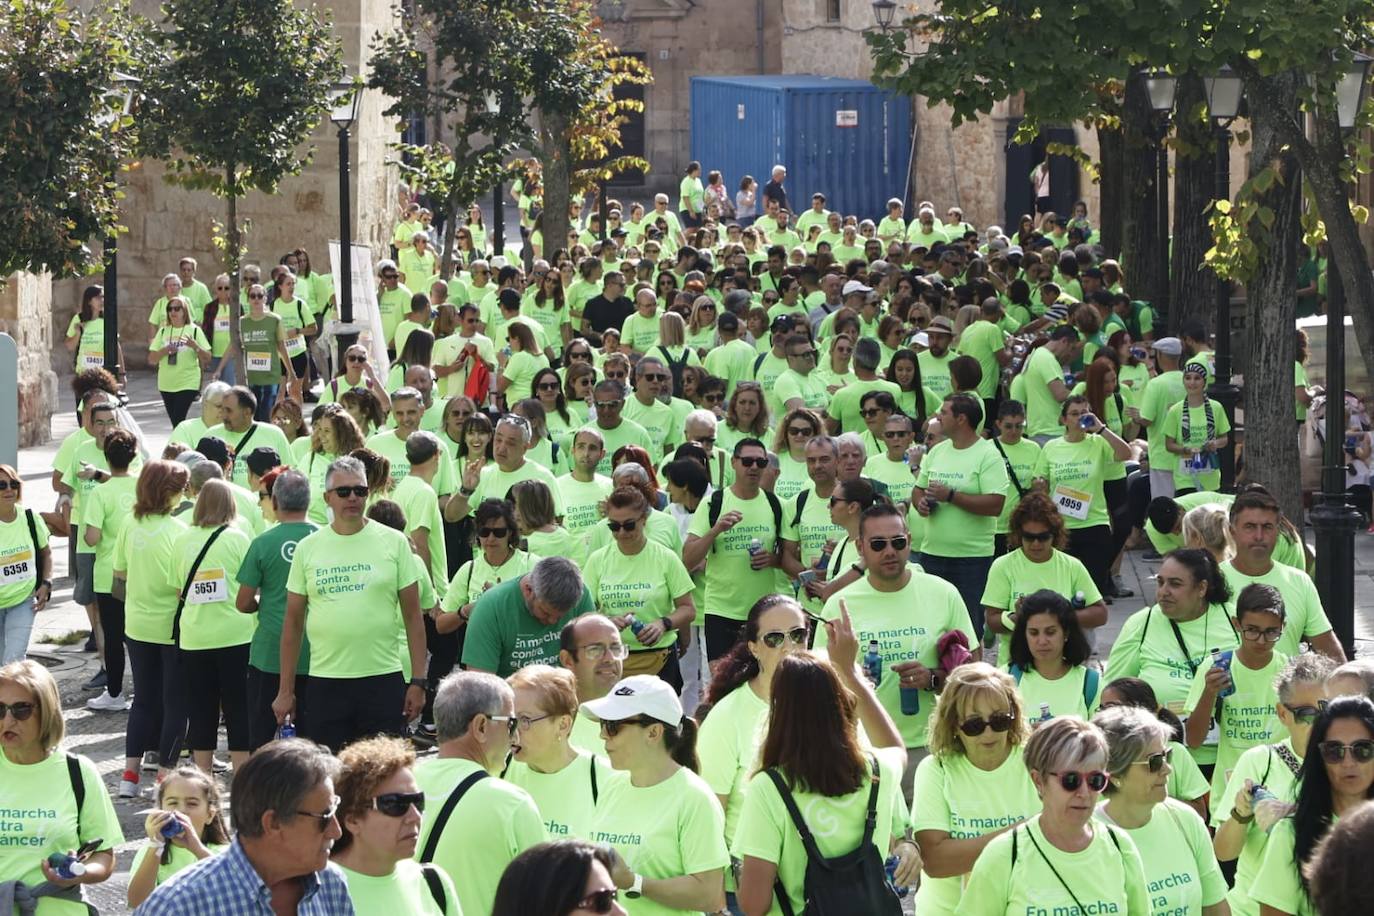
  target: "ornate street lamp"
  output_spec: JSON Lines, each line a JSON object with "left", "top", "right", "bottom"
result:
{"left": 1205, "top": 65, "right": 1243, "bottom": 491}
{"left": 329, "top": 78, "right": 363, "bottom": 367}
{"left": 872, "top": 0, "right": 897, "bottom": 31}
{"left": 102, "top": 72, "right": 141, "bottom": 387}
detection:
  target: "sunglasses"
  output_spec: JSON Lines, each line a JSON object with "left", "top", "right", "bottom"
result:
{"left": 372, "top": 791, "right": 425, "bottom": 817}
{"left": 601, "top": 716, "right": 657, "bottom": 737}
{"left": 702, "top": 393, "right": 724, "bottom": 404}
{"left": 866, "top": 536, "right": 909, "bottom": 553}
{"left": 167, "top": 305, "right": 184, "bottom": 311}
{"left": 569, "top": 351, "right": 592, "bottom": 360}
{"left": 760, "top": 627, "right": 809, "bottom": 649}
{"left": 1130, "top": 747, "right": 1173, "bottom": 773}
{"left": 293, "top": 796, "right": 342, "bottom": 831}
{"left": 1318, "top": 740, "right": 1374, "bottom": 763}
{"left": 883, "top": 430, "right": 911, "bottom": 439}
{"left": 381, "top": 273, "right": 399, "bottom": 280}
{"left": 607, "top": 519, "right": 640, "bottom": 533}
{"left": 1283, "top": 702, "right": 1323, "bottom": 725}
{"left": 1050, "top": 770, "right": 1110, "bottom": 792}
{"left": 738, "top": 456, "right": 768, "bottom": 469}
{"left": 860, "top": 408, "right": 887, "bottom": 419}
{"left": 787, "top": 426, "right": 816, "bottom": 437}
{"left": 346, "top": 355, "right": 368, "bottom": 363}
{"left": 788, "top": 350, "right": 818, "bottom": 360}
{"left": 215, "top": 285, "right": 230, "bottom": 291}
{"left": 537, "top": 382, "right": 561, "bottom": 392}
{"left": 959, "top": 711, "right": 1015, "bottom": 736}
{"left": 249, "top": 292, "right": 266, "bottom": 300}
{"left": 331, "top": 485, "right": 369, "bottom": 499}
{"left": 594, "top": 399, "right": 624, "bottom": 410}
{"left": 477, "top": 527, "right": 509, "bottom": 539}
{"left": 642, "top": 373, "right": 669, "bottom": 383}
{"left": 1020, "top": 530, "right": 1054, "bottom": 542}
{"left": 0, "top": 480, "right": 19, "bottom": 491}
{"left": 0, "top": 701, "right": 36, "bottom": 721}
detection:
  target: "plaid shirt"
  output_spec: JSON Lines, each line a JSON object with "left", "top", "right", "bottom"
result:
{"left": 134, "top": 837, "right": 355, "bottom": 915}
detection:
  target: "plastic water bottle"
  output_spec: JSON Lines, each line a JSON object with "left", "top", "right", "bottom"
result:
{"left": 47, "top": 853, "right": 86, "bottom": 880}
{"left": 815, "top": 540, "right": 834, "bottom": 573}
{"left": 1037, "top": 703, "right": 1053, "bottom": 726}
{"left": 862, "top": 640, "right": 883, "bottom": 687}
{"left": 1079, "top": 414, "right": 1096, "bottom": 430}
{"left": 747, "top": 537, "right": 764, "bottom": 558}
{"left": 277, "top": 717, "right": 296, "bottom": 740}
{"left": 900, "top": 682, "right": 921, "bottom": 716}
{"left": 1063, "top": 371, "right": 1076, "bottom": 386}
{"left": 626, "top": 614, "right": 647, "bottom": 638}
{"left": 1212, "top": 649, "right": 1236, "bottom": 698}
{"left": 884, "top": 855, "right": 910, "bottom": 899}
{"left": 1071, "top": 591, "right": 1086, "bottom": 609}
{"left": 1130, "top": 346, "right": 1148, "bottom": 360}
{"left": 1250, "top": 784, "right": 1278, "bottom": 805}
{"left": 160, "top": 817, "right": 185, "bottom": 840}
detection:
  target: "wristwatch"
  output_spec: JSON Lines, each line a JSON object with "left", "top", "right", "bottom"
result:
{"left": 39, "top": 579, "right": 52, "bottom": 591}
{"left": 408, "top": 677, "right": 428, "bottom": 690}
{"left": 945, "top": 487, "right": 957, "bottom": 503}
{"left": 1231, "top": 807, "right": 1254, "bottom": 824}
{"left": 659, "top": 616, "right": 676, "bottom": 633}
{"left": 626, "top": 873, "right": 644, "bottom": 899}
{"left": 459, "top": 486, "right": 475, "bottom": 497}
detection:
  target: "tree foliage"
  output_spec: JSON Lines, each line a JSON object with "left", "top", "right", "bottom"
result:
{"left": 0, "top": 0, "right": 144, "bottom": 281}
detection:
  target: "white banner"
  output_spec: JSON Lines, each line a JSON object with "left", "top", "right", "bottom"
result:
{"left": 327, "top": 240, "right": 389, "bottom": 375}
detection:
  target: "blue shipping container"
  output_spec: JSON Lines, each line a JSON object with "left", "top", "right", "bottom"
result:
{"left": 690, "top": 74, "right": 913, "bottom": 223}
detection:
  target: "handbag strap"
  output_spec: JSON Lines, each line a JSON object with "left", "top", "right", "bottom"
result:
{"left": 171, "top": 525, "right": 230, "bottom": 643}
{"left": 991, "top": 438, "right": 1026, "bottom": 497}
{"left": 419, "top": 770, "right": 488, "bottom": 864}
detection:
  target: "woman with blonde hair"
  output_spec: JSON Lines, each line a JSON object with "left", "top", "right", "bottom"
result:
{"left": 718, "top": 381, "right": 771, "bottom": 454}
{"left": 653, "top": 310, "right": 703, "bottom": 380}
{"left": 1182, "top": 503, "right": 1233, "bottom": 564}
{"left": 769, "top": 407, "right": 823, "bottom": 501}
{"left": 301, "top": 404, "right": 367, "bottom": 524}
{"left": 912, "top": 662, "right": 1040, "bottom": 916}
{"left": 952, "top": 303, "right": 982, "bottom": 347}
{"left": 686, "top": 296, "right": 718, "bottom": 354}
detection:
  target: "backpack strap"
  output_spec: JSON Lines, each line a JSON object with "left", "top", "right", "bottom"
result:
{"left": 1082, "top": 667, "right": 1099, "bottom": 711}
{"left": 792, "top": 489, "right": 809, "bottom": 529}
{"left": 991, "top": 438, "right": 1026, "bottom": 497}
{"left": 171, "top": 525, "right": 230, "bottom": 644}
{"left": 1009, "top": 664, "right": 1024, "bottom": 685}
{"left": 753, "top": 351, "right": 769, "bottom": 377}
{"left": 24, "top": 508, "right": 39, "bottom": 558}
{"left": 589, "top": 755, "right": 599, "bottom": 806}
{"left": 765, "top": 490, "right": 783, "bottom": 535}
{"left": 66, "top": 754, "right": 85, "bottom": 835}
{"left": 419, "top": 863, "right": 447, "bottom": 913}
{"left": 419, "top": 770, "right": 488, "bottom": 864}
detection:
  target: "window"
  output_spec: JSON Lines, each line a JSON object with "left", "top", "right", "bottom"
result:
{"left": 826, "top": 0, "right": 841, "bottom": 22}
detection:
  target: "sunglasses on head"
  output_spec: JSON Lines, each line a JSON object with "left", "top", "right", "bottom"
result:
{"left": 738, "top": 456, "right": 769, "bottom": 469}
{"left": 0, "top": 701, "right": 36, "bottom": 721}
{"left": 1050, "top": 770, "right": 1110, "bottom": 792}
{"left": 866, "top": 535, "right": 909, "bottom": 553}
{"left": 1130, "top": 747, "right": 1173, "bottom": 773}
{"left": 1020, "top": 529, "right": 1053, "bottom": 542}
{"left": 601, "top": 716, "right": 657, "bottom": 737}
{"left": 477, "top": 527, "right": 509, "bottom": 539}
{"left": 575, "top": 888, "right": 620, "bottom": 914}
{"left": 760, "top": 627, "right": 809, "bottom": 649}
{"left": 959, "top": 711, "right": 1015, "bottom": 736}
{"left": 1319, "top": 739, "right": 1374, "bottom": 763}
{"left": 331, "top": 485, "right": 369, "bottom": 499}
{"left": 607, "top": 519, "right": 641, "bottom": 533}
{"left": 372, "top": 791, "right": 425, "bottom": 817}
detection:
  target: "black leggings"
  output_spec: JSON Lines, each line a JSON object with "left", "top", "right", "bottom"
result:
{"left": 1104, "top": 476, "right": 1133, "bottom": 566}
{"left": 305, "top": 672, "right": 405, "bottom": 753}
{"left": 705, "top": 614, "right": 747, "bottom": 661}
{"left": 1067, "top": 525, "right": 1115, "bottom": 599}
{"left": 182, "top": 643, "right": 251, "bottom": 752}
{"left": 95, "top": 593, "right": 126, "bottom": 698}
{"left": 160, "top": 389, "right": 198, "bottom": 426}
{"left": 1350, "top": 484, "right": 1373, "bottom": 524}
{"left": 125, "top": 637, "right": 188, "bottom": 767}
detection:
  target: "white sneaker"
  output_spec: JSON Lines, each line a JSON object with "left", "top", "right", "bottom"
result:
{"left": 118, "top": 778, "right": 140, "bottom": 799}
{"left": 85, "top": 690, "right": 131, "bottom": 712}
{"left": 141, "top": 751, "right": 159, "bottom": 773}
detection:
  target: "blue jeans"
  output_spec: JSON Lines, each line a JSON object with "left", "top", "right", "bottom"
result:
{"left": 917, "top": 553, "right": 993, "bottom": 638}
{"left": 250, "top": 384, "right": 278, "bottom": 422}
{"left": 0, "top": 596, "right": 35, "bottom": 664}
{"left": 209, "top": 354, "right": 236, "bottom": 380}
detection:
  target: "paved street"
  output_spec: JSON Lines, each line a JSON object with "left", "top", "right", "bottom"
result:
{"left": 17, "top": 370, "right": 1374, "bottom": 914}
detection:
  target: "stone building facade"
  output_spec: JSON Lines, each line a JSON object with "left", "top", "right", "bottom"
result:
{"left": 1, "top": 274, "right": 59, "bottom": 447}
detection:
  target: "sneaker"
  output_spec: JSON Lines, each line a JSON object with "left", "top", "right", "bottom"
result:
{"left": 1111, "top": 575, "right": 1135, "bottom": 598}
{"left": 86, "top": 690, "right": 130, "bottom": 712}
{"left": 212, "top": 757, "right": 230, "bottom": 775}
{"left": 118, "top": 772, "right": 140, "bottom": 799}
{"left": 141, "top": 751, "right": 160, "bottom": 773}
{"left": 82, "top": 634, "right": 98, "bottom": 653}
{"left": 81, "top": 669, "right": 108, "bottom": 691}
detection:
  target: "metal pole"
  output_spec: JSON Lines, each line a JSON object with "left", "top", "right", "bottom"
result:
{"left": 492, "top": 182, "right": 505, "bottom": 259}
{"left": 1209, "top": 126, "right": 1240, "bottom": 491}
{"left": 335, "top": 125, "right": 358, "bottom": 366}
{"left": 102, "top": 233, "right": 121, "bottom": 379}
{"left": 1311, "top": 256, "right": 1361, "bottom": 657}
{"left": 599, "top": 180, "right": 609, "bottom": 243}
{"left": 1156, "top": 122, "right": 1171, "bottom": 320}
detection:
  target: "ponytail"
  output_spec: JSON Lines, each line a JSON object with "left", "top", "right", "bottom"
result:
{"left": 663, "top": 716, "right": 700, "bottom": 773}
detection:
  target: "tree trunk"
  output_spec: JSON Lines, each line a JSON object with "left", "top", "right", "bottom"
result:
{"left": 1097, "top": 123, "right": 1124, "bottom": 259}
{"left": 440, "top": 191, "right": 459, "bottom": 280}
{"left": 1121, "top": 80, "right": 1165, "bottom": 312}
{"left": 539, "top": 111, "right": 572, "bottom": 268}
{"left": 1169, "top": 73, "right": 1217, "bottom": 336}
{"left": 1238, "top": 72, "right": 1304, "bottom": 522}
{"left": 226, "top": 168, "right": 246, "bottom": 386}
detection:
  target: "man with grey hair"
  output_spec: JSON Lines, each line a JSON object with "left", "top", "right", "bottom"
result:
{"left": 414, "top": 672, "right": 544, "bottom": 916}
{"left": 623, "top": 356, "right": 681, "bottom": 456}
{"left": 394, "top": 430, "right": 449, "bottom": 601}
{"left": 275, "top": 455, "right": 427, "bottom": 751}
{"left": 136, "top": 739, "right": 354, "bottom": 914}
{"left": 780, "top": 435, "right": 846, "bottom": 613}
{"left": 366, "top": 386, "right": 456, "bottom": 492}
{"left": 677, "top": 408, "right": 731, "bottom": 491}
{"left": 451, "top": 414, "right": 563, "bottom": 519}
{"left": 169, "top": 379, "right": 233, "bottom": 448}
{"left": 461, "top": 556, "right": 595, "bottom": 676}
{"left": 835, "top": 432, "right": 891, "bottom": 499}
{"left": 577, "top": 378, "right": 652, "bottom": 476}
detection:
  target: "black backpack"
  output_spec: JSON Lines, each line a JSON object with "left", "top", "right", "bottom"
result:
{"left": 763, "top": 755, "right": 901, "bottom": 916}
{"left": 706, "top": 488, "right": 782, "bottom": 554}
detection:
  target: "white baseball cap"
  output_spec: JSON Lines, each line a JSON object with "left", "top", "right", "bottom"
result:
{"left": 842, "top": 280, "right": 872, "bottom": 297}
{"left": 580, "top": 675, "right": 684, "bottom": 726}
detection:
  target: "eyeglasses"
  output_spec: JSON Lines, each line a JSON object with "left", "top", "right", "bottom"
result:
{"left": 1283, "top": 702, "right": 1323, "bottom": 725}
{"left": 0, "top": 701, "right": 36, "bottom": 721}
{"left": 346, "top": 354, "right": 368, "bottom": 363}
{"left": 1241, "top": 624, "right": 1284, "bottom": 643}
{"left": 1130, "top": 747, "right": 1173, "bottom": 773}
{"left": 372, "top": 791, "right": 425, "bottom": 817}
{"left": 828, "top": 494, "right": 855, "bottom": 507}
{"left": 760, "top": 627, "right": 809, "bottom": 649}
{"left": 331, "top": 485, "right": 369, "bottom": 499}
{"left": 576, "top": 888, "right": 620, "bottom": 915}
{"left": 477, "top": 527, "right": 510, "bottom": 539}
{"left": 577, "top": 642, "right": 629, "bottom": 661}
{"left": 1020, "top": 530, "right": 1054, "bottom": 542}
{"left": 693, "top": 436, "right": 716, "bottom": 447}
{"left": 594, "top": 399, "right": 624, "bottom": 410}
{"left": 866, "top": 536, "right": 909, "bottom": 553}
{"left": 601, "top": 716, "right": 657, "bottom": 737}
{"left": 958, "top": 711, "right": 1015, "bottom": 736}
{"left": 292, "top": 795, "right": 342, "bottom": 831}
{"left": 537, "top": 382, "right": 561, "bottom": 392}
{"left": 1318, "top": 740, "right": 1374, "bottom": 763}
{"left": 516, "top": 714, "right": 551, "bottom": 731}
{"left": 860, "top": 408, "right": 888, "bottom": 419}
{"left": 883, "top": 430, "right": 911, "bottom": 439}
{"left": 788, "top": 350, "right": 818, "bottom": 360}
{"left": 487, "top": 715, "right": 520, "bottom": 738}
{"left": 607, "top": 519, "right": 640, "bottom": 533}
{"left": 787, "top": 426, "right": 815, "bottom": 437}
{"left": 1049, "top": 770, "right": 1110, "bottom": 792}
{"left": 737, "top": 456, "right": 769, "bottom": 469}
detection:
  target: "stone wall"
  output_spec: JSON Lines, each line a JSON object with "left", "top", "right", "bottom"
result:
{"left": 0, "top": 273, "right": 59, "bottom": 447}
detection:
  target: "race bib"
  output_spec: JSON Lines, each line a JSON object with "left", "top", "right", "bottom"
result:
{"left": 284, "top": 333, "right": 307, "bottom": 357}
{"left": 1053, "top": 484, "right": 1092, "bottom": 521}
{"left": 80, "top": 353, "right": 104, "bottom": 370}
{"left": 215, "top": 316, "right": 231, "bottom": 335}
{"left": 0, "top": 549, "right": 35, "bottom": 586}
{"left": 246, "top": 352, "right": 272, "bottom": 373}
{"left": 187, "top": 567, "right": 228, "bottom": 605}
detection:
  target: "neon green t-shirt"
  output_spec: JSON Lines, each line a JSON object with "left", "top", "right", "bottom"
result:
{"left": 1221, "top": 562, "right": 1332, "bottom": 660}
{"left": 1140, "top": 370, "right": 1187, "bottom": 475}
{"left": 782, "top": 485, "right": 847, "bottom": 613}
{"left": 583, "top": 540, "right": 693, "bottom": 651}
{"left": 876, "top": 215, "right": 907, "bottom": 239}
{"left": 116, "top": 514, "right": 189, "bottom": 645}
{"left": 958, "top": 320, "right": 1007, "bottom": 399}
{"left": 981, "top": 547, "right": 1102, "bottom": 668}
{"left": 1022, "top": 346, "right": 1066, "bottom": 437}
{"left": 1033, "top": 435, "right": 1116, "bottom": 530}
{"left": 1250, "top": 817, "right": 1316, "bottom": 916}
{"left": 204, "top": 421, "right": 293, "bottom": 491}
{"left": 365, "top": 429, "right": 458, "bottom": 494}
{"left": 392, "top": 475, "right": 449, "bottom": 601}
{"left": 1094, "top": 798, "right": 1227, "bottom": 916}
{"left": 772, "top": 369, "right": 829, "bottom": 413}
{"left": 1214, "top": 740, "right": 1304, "bottom": 916}
{"left": 918, "top": 350, "right": 956, "bottom": 400}
{"left": 1183, "top": 650, "right": 1286, "bottom": 802}
{"left": 441, "top": 550, "right": 539, "bottom": 615}
{"left": 129, "top": 842, "right": 229, "bottom": 894}
{"left": 915, "top": 437, "right": 1008, "bottom": 556}
{"left": 172, "top": 524, "right": 254, "bottom": 651}
{"left": 1163, "top": 398, "right": 1232, "bottom": 491}
{"left": 556, "top": 473, "right": 614, "bottom": 542}
{"left": 67, "top": 316, "right": 106, "bottom": 372}
{"left": 991, "top": 438, "right": 1041, "bottom": 534}
{"left": 468, "top": 459, "right": 563, "bottom": 517}
{"left": 378, "top": 284, "right": 414, "bottom": 346}
{"left": 337, "top": 858, "right": 460, "bottom": 916}
{"left": 697, "top": 683, "right": 768, "bottom": 850}
{"left": 152, "top": 324, "right": 210, "bottom": 393}
{"left": 503, "top": 749, "right": 613, "bottom": 841}
{"left": 286, "top": 521, "right": 419, "bottom": 678}
{"left": 82, "top": 475, "right": 137, "bottom": 593}
{"left": 687, "top": 489, "right": 781, "bottom": 622}
{"left": 622, "top": 396, "right": 682, "bottom": 457}
{"left": 864, "top": 453, "right": 915, "bottom": 504}
{"left": 0, "top": 505, "right": 49, "bottom": 610}
{"left": 620, "top": 312, "right": 661, "bottom": 353}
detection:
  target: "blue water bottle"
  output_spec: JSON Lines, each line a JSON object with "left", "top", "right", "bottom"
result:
{"left": 884, "top": 855, "right": 910, "bottom": 898}
{"left": 161, "top": 816, "right": 185, "bottom": 840}
{"left": 626, "top": 614, "right": 647, "bottom": 637}
{"left": 863, "top": 640, "right": 882, "bottom": 687}
{"left": 1212, "top": 649, "right": 1236, "bottom": 698}
{"left": 900, "top": 683, "right": 921, "bottom": 716}
{"left": 277, "top": 716, "right": 296, "bottom": 740}
{"left": 1071, "top": 591, "right": 1085, "bottom": 609}
{"left": 47, "top": 853, "right": 86, "bottom": 880}
{"left": 1036, "top": 703, "right": 1053, "bottom": 727}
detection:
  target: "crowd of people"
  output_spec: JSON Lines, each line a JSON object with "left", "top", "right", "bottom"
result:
{"left": 2, "top": 168, "right": 1371, "bottom": 915}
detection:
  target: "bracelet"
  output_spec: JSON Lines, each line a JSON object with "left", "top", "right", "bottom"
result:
{"left": 1230, "top": 807, "right": 1254, "bottom": 824}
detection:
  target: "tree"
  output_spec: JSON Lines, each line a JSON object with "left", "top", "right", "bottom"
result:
{"left": 0, "top": 0, "right": 143, "bottom": 282}
{"left": 137, "top": 0, "right": 343, "bottom": 385}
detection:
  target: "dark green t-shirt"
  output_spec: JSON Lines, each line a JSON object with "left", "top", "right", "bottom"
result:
{"left": 236, "top": 521, "right": 316, "bottom": 673}
{"left": 460, "top": 574, "right": 594, "bottom": 676}
{"left": 240, "top": 313, "right": 283, "bottom": 385}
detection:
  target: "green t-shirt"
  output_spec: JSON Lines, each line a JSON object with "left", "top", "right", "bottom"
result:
{"left": 238, "top": 313, "right": 283, "bottom": 385}
{"left": 365, "top": 429, "right": 458, "bottom": 494}
{"left": 153, "top": 324, "right": 210, "bottom": 393}
{"left": 392, "top": 475, "right": 449, "bottom": 600}
{"left": 1183, "top": 650, "right": 1286, "bottom": 805}
{"left": 0, "top": 506, "right": 47, "bottom": 610}
{"left": 956, "top": 816, "right": 1150, "bottom": 916}
{"left": 573, "top": 420, "right": 654, "bottom": 475}
{"left": 1140, "top": 370, "right": 1187, "bottom": 475}
{"left": 752, "top": 351, "right": 790, "bottom": 420}
{"left": 236, "top": 521, "right": 315, "bottom": 674}
{"left": 172, "top": 524, "right": 253, "bottom": 651}
{"left": 503, "top": 749, "right": 613, "bottom": 841}
{"left": 1251, "top": 817, "right": 1316, "bottom": 916}
{"left": 338, "top": 859, "right": 460, "bottom": 916}
{"left": 1214, "top": 740, "right": 1304, "bottom": 916}
{"left": 272, "top": 297, "right": 311, "bottom": 360}
{"left": 415, "top": 757, "right": 546, "bottom": 916}
{"left": 910, "top": 747, "right": 1042, "bottom": 916}
{"left": 894, "top": 387, "right": 943, "bottom": 427}
{"left": 876, "top": 215, "right": 907, "bottom": 239}
{"left": 622, "top": 396, "right": 682, "bottom": 457}
{"left": 583, "top": 540, "right": 693, "bottom": 651}
{"left": 556, "top": 473, "right": 614, "bottom": 541}
{"left": 620, "top": 311, "right": 661, "bottom": 353}
{"left": 588, "top": 766, "right": 729, "bottom": 916}
{"left": 0, "top": 751, "right": 123, "bottom": 915}
{"left": 703, "top": 338, "right": 758, "bottom": 397}
{"left": 378, "top": 284, "right": 414, "bottom": 346}
{"left": 501, "top": 350, "right": 551, "bottom": 403}
{"left": 80, "top": 476, "right": 136, "bottom": 593}
{"left": 958, "top": 320, "right": 1007, "bottom": 399}
{"left": 1022, "top": 346, "right": 1068, "bottom": 437}
{"left": 116, "top": 514, "right": 189, "bottom": 645}
{"left": 461, "top": 574, "right": 594, "bottom": 676}
{"left": 864, "top": 453, "right": 916, "bottom": 505}
{"left": 773, "top": 369, "right": 829, "bottom": 413}
{"left": 981, "top": 548, "right": 1101, "bottom": 668}
{"left": 67, "top": 315, "right": 106, "bottom": 372}
{"left": 1094, "top": 798, "right": 1228, "bottom": 916}
{"left": 782, "top": 486, "right": 847, "bottom": 613}
{"left": 771, "top": 451, "right": 809, "bottom": 502}
{"left": 1144, "top": 491, "right": 1234, "bottom": 555}
{"left": 468, "top": 459, "right": 563, "bottom": 517}
{"left": 63, "top": 441, "right": 143, "bottom": 557}
{"left": 583, "top": 508, "right": 682, "bottom": 559}
{"left": 286, "top": 521, "right": 419, "bottom": 678}
{"left": 130, "top": 842, "right": 228, "bottom": 892}
{"left": 816, "top": 571, "right": 975, "bottom": 747}
{"left": 205, "top": 421, "right": 294, "bottom": 490}
{"left": 687, "top": 489, "right": 781, "bottom": 622}
{"left": 521, "top": 298, "right": 570, "bottom": 358}
{"left": 733, "top": 746, "right": 908, "bottom": 916}
{"left": 1167, "top": 739, "right": 1212, "bottom": 804}
{"left": 915, "top": 437, "right": 1008, "bottom": 556}
{"left": 1163, "top": 398, "right": 1232, "bottom": 491}
{"left": 1221, "top": 562, "right": 1332, "bottom": 659}
{"left": 1013, "top": 665, "right": 1102, "bottom": 725}
{"left": 697, "top": 683, "right": 769, "bottom": 849}
{"left": 991, "top": 438, "right": 1041, "bottom": 534}
{"left": 918, "top": 350, "right": 956, "bottom": 400}
{"left": 440, "top": 550, "right": 539, "bottom": 614}
{"left": 1033, "top": 435, "right": 1116, "bottom": 530}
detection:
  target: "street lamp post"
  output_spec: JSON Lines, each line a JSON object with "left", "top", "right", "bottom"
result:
{"left": 1204, "top": 66, "right": 1244, "bottom": 491}
{"left": 1312, "top": 51, "right": 1372, "bottom": 658}
{"left": 871, "top": 0, "right": 897, "bottom": 30}
{"left": 101, "top": 72, "right": 139, "bottom": 388}
{"left": 328, "top": 79, "right": 363, "bottom": 369}
{"left": 1143, "top": 71, "right": 1177, "bottom": 321}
